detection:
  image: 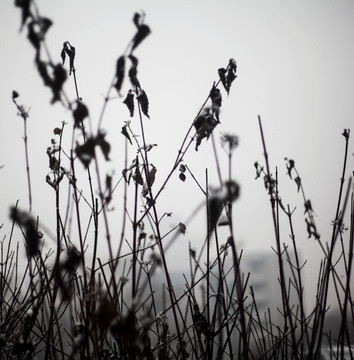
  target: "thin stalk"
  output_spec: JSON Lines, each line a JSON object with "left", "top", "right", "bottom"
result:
{"left": 339, "top": 193, "right": 354, "bottom": 359}
{"left": 205, "top": 168, "right": 212, "bottom": 359}
{"left": 313, "top": 131, "right": 350, "bottom": 358}
{"left": 285, "top": 204, "right": 309, "bottom": 354}
{"left": 132, "top": 158, "right": 139, "bottom": 299}
{"left": 12, "top": 97, "right": 32, "bottom": 212}
{"left": 258, "top": 115, "right": 298, "bottom": 359}
{"left": 72, "top": 67, "right": 80, "bottom": 101}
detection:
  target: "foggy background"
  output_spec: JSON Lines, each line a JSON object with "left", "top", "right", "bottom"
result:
{"left": 1, "top": 0, "right": 354, "bottom": 315}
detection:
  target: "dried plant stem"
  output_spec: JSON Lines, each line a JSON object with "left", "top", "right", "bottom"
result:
{"left": 285, "top": 204, "right": 309, "bottom": 354}
{"left": 23, "top": 115, "right": 32, "bottom": 213}
{"left": 258, "top": 115, "right": 298, "bottom": 359}
{"left": 312, "top": 131, "right": 351, "bottom": 357}
{"left": 12, "top": 97, "right": 32, "bottom": 212}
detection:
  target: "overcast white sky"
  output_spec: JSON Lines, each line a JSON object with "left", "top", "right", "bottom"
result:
{"left": 1, "top": 1, "right": 354, "bottom": 305}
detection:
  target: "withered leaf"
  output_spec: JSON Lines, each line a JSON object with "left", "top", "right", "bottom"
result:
{"left": 224, "top": 180, "right": 240, "bottom": 202}
{"left": 305, "top": 218, "right": 320, "bottom": 239}
{"left": 53, "top": 127, "right": 62, "bottom": 135}
{"left": 141, "top": 182, "right": 149, "bottom": 197}
{"left": 62, "top": 246, "right": 81, "bottom": 273}
{"left": 73, "top": 100, "right": 89, "bottom": 127}
{"left": 133, "top": 12, "right": 141, "bottom": 28}
{"left": 218, "top": 215, "right": 230, "bottom": 226}
{"left": 105, "top": 174, "right": 112, "bottom": 204}
{"left": 136, "top": 89, "right": 149, "bottom": 118}
{"left": 208, "top": 197, "right": 223, "bottom": 235}
{"left": 148, "top": 166, "right": 156, "bottom": 186}
{"left": 123, "top": 90, "right": 134, "bottom": 117}
{"left": 226, "top": 69, "right": 237, "bottom": 93}
{"left": 25, "top": 222, "right": 39, "bottom": 259}
{"left": 146, "top": 197, "right": 155, "bottom": 207}
{"left": 179, "top": 164, "right": 186, "bottom": 173}
{"left": 39, "top": 17, "right": 52, "bottom": 35}
{"left": 304, "top": 199, "right": 313, "bottom": 214}
{"left": 342, "top": 128, "right": 350, "bottom": 139}
{"left": 179, "top": 223, "right": 186, "bottom": 235}
{"left": 75, "top": 138, "right": 96, "bottom": 168}
{"left": 61, "top": 42, "right": 75, "bottom": 75}
{"left": 210, "top": 86, "right": 222, "bottom": 108}
{"left": 179, "top": 173, "right": 186, "bottom": 182}
{"left": 114, "top": 56, "right": 125, "bottom": 96}
{"left": 286, "top": 158, "right": 295, "bottom": 179}
{"left": 27, "top": 21, "right": 41, "bottom": 50}
{"left": 128, "top": 56, "right": 140, "bottom": 90}
{"left": 60, "top": 48, "right": 66, "bottom": 65}
{"left": 121, "top": 125, "right": 132, "bottom": 145}
{"left": 37, "top": 60, "right": 52, "bottom": 86}
{"left": 133, "top": 166, "right": 144, "bottom": 186}
{"left": 210, "top": 86, "right": 222, "bottom": 121}
{"left": 36, "top": 61, "right": 66, "bottom": 104}
{"left": 49, "top": 156, "right": 59, "bottom": 171}
{"left": 131, "top": 24, "right": 151, "bottom": 53}
{"left": 218, "top": 68, "right": 227, "bottom": 92}
{"left": 51, "top": 64, "right": 67, "bottom": 103}
{"left": 97, "top": 132, "right": 111, "bottom": 161}
{"left": 12, "top": 90, "right": 19, "bottom": 99}
{"left": 226, "top": 58, "right": 237, "bottom": 94}
{"left": 46, "top": 174, "right": 55, "bottom": 188}
{"left": 15, "top": 0, "right": 31, "bottom": 30}
{"left": 294, "top": 176, "right": 301, "bottom": 193}
{"left": 218, "top": 59, "right": 237, "bottom": 95}
{"left": 195, "top": 113, "right": 219, "bottom": 151}
{"left": 128, "top": 55, "right": 138, "bottom": 68}
{"left": 138, "top": 232, "right": 146, "bottom": 241}
{"left": 10, "top": 207, "right": 40, "bottom": 259}
{"left": 194, "top": 114, "right": 206, "bottom": 132}
{"left": 229, "top": 58, "right": 237, "bottom": 72}
{"left": 122, "top": 169, "right": 130, "bottom": 184}
{"left": 106, "top": 174, "right": 112, "bottom": 191}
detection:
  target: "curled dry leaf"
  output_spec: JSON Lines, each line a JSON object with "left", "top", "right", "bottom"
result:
{"left": 131, "top": 24, "right": 151, "bottom": 53}
{"left": 179, "top": 223, "right": 186, "bottom": 235}
{"left": 209, "top": 85, "right": 222, "bottom": 121}
{"left": 133, "top": 166, "right": 144, "bottom": 186}
{"left": 61, "top": 41, "right": 76, "bottom": 75}
{"left": 123, "top": 90, "right": 134, "bottom": 117}
{"left": 148, "top": 166, "right": 157, "bottom": 187}
{"left": 294, "top": 176, "right": 301, "bottom": 193}
{"left": 73, "top": 100, "right": 89, "bottom": 127}
{"left": 114, "top": 56, "right": 125, "bottom": 96}
{"left": 285, "top": 158, "right": 295, "bottom": 179}
{"left": 15, "top": 0, "right": 31, "bottom": 30}
{"left": 218, "top": 59, "right": 237, "bottom": 95}
{"left": 36, "top": 60, "right": 67, "bottom": 103}
{"left": 179, "top": 173, "right": 186, "bottom": 182}
{"left": 194, "top": 109, "right": 219, "bottom": 151}
{"left": 27, "top": 18, "right": 52, "bottom": 50}
{"left": 136, "top": 89, "right": 149, "bottom": 118}
{"left": 10, "top": 207, "right": 41, "bottom": 259}
{"left": 75, "top": 131, "right": 110, "bottom": 168}
{"left": 53, "top": 127, "right": 62, "bottom": 135}
{"left": 121, "top": 125, "right": 132, "bottom": 145}
{"left": 75, "top": 138, "right": 96, "bottom": 168}
{"left": 133, "top": 12, "right": 141, "bottom": 28}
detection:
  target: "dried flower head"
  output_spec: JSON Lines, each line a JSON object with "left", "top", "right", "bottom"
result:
{"left": 220, "top": 133, "right": 239, "bottom": 154}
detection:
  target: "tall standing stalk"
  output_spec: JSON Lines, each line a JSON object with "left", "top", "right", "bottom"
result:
{"left": 12, "top": 93, "right": 32, "bottom": 213}
{"left": 258, "top": 115, "right": 298, "bottom": 359}
{"left": 312, "top": 129, "right": 351, "bottom": 359}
